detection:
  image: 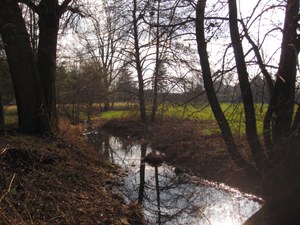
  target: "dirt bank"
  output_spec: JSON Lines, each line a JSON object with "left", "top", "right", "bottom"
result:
{"left": 0, "top": 121, "right": 144, "bottom": 225}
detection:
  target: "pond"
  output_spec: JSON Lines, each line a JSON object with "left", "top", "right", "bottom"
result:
{"left": 85, "top": 128, "right": 262, "bottom": 225}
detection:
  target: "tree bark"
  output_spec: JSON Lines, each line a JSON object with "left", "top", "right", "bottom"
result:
{"left": 0, "top": 0, "right": 45, "bottom": 133}
{"left": 36, "top": 0, "right": 61, "bottom": 131}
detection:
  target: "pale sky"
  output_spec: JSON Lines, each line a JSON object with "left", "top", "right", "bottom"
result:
{"left": 58, "top": 0, "right": 286, "bottom": 84}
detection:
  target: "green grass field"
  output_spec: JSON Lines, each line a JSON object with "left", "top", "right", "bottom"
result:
{"left": 3, "top": 105, "right": 18, "bottom": 126}
{"left": 157, "top": 103, "right": 267, "bottom": 135}
{"left": 91, "top": 110, "right": 129, "bottom": 120}
{"left": 3, "top": 102, "right": 268, "bottom": 135}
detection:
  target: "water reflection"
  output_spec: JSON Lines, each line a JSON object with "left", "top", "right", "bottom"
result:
{"left": 86, "top": 129, "right": 261, "bottom": 225}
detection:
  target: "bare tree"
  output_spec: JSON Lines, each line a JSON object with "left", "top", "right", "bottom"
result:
{"left": 131, "top": 0, "right": 148, "bottom": 124}
{"left": 74, "top": 0, "right": 129, "bottom": 111}
{"left": 150, "top": 0, "right": 162, "bottom": 122}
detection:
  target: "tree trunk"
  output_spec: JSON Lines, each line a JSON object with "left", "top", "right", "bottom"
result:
{"left": 0, "top": 86, "right": 4, "bottom": 134}
{"left": 132, "top": 0, "right": 147, "bottom": 124}
{"left": 150, "top": 0, "right": 161, "bottom": 123}
{"left": 0, "top": 0, "right": 46, "bottom": 133}
{"left": 244, "top": 0, "right": 300, "bottom": 224}
{"left": 228, "top": 0, "right": 266, "bottom": 171}
{"left": 103, "top": 98, "right": 110, "bottom": 111}
{"left": 195, "top": 0, "right": 255, "bottom": 172}
{"left": 261, "top": 0, "right": 300, "bottom": 193}
{"left": 37, "top": 0, "right": 60, "bottom": 131}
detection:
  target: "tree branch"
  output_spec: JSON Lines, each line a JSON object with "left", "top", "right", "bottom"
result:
{"left": 240, "top": 19, "right": 274, "bottom": 94}
{"left": 17, "top": 0, "right": 39, "bottom": 14}
{"left": 65, "top": 6, "right": 86, "bottom": 18}
{"left": 59, "top": 0, "right": 72, "bottom": 15}
{"left": 60, "top": 0, "right": 72, "bottom": 11}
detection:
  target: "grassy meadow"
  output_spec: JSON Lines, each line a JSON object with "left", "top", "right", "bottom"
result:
{"left": 3, "top": 105, "right": 18, "bottom": 127}
{"left": 156, "top": 103, "right": 267, "bottom": 135}
{"left": 3, "top": 102, "right": 268, "bottom": 135}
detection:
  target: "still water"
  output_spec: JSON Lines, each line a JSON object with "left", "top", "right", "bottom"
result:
{"left": 86, "top": 129, "right": 262, "bottom": 225}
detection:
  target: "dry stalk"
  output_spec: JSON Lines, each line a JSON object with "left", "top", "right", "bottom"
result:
{"left": 2, "top": 198, "right": 26, "bottom": 225}
{"left": 0, "top": 210, "right": 11, "bottom": 224}
{"left": 0, "top": 174, "right": 16, "bottom": 203}
{"left": 22, "top": 204, "right": 34, "bottom": 224}
{"left": 0, "top": 147, "right": 7, "bottom": 155}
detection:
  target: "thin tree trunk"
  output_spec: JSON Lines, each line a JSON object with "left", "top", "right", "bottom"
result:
{"left": 195, "top": 0, "right": 255, "bottom": 172}
{"left": 151, "top": 0, "right": 161, "bottom": 123}
{"left": 228, "top": 0, "right": 266, "bottom": 171}
{"left": 103, "top": 98, "right": 110, "bottom": 111}
{"left": 133, "top": 0, "right": 147, "bottom": 124}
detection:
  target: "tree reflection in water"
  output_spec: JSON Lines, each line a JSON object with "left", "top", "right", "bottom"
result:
{"left": 85, "top": 130, "right": 261, "bottom": 225}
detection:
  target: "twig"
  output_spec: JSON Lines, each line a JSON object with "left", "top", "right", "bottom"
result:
{"left": 0, "top": 147, "right": 8, "bottom": 155}
{"left": 0, "top": 174, "right": 16, "bottom": 203}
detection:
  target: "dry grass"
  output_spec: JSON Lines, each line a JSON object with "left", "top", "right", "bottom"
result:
{"left": 0, "top": 119, "right": 145, "bottom": 225}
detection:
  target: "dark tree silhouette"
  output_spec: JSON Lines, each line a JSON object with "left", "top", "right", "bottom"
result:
{"left": 20, "top": 0, "right": 74, "bottom": 130}
{"left": 0, "top": 0, "right": 75, "bottom": 133}
{"left": 0, "top": 0, "right": 45, "bottom": 133}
